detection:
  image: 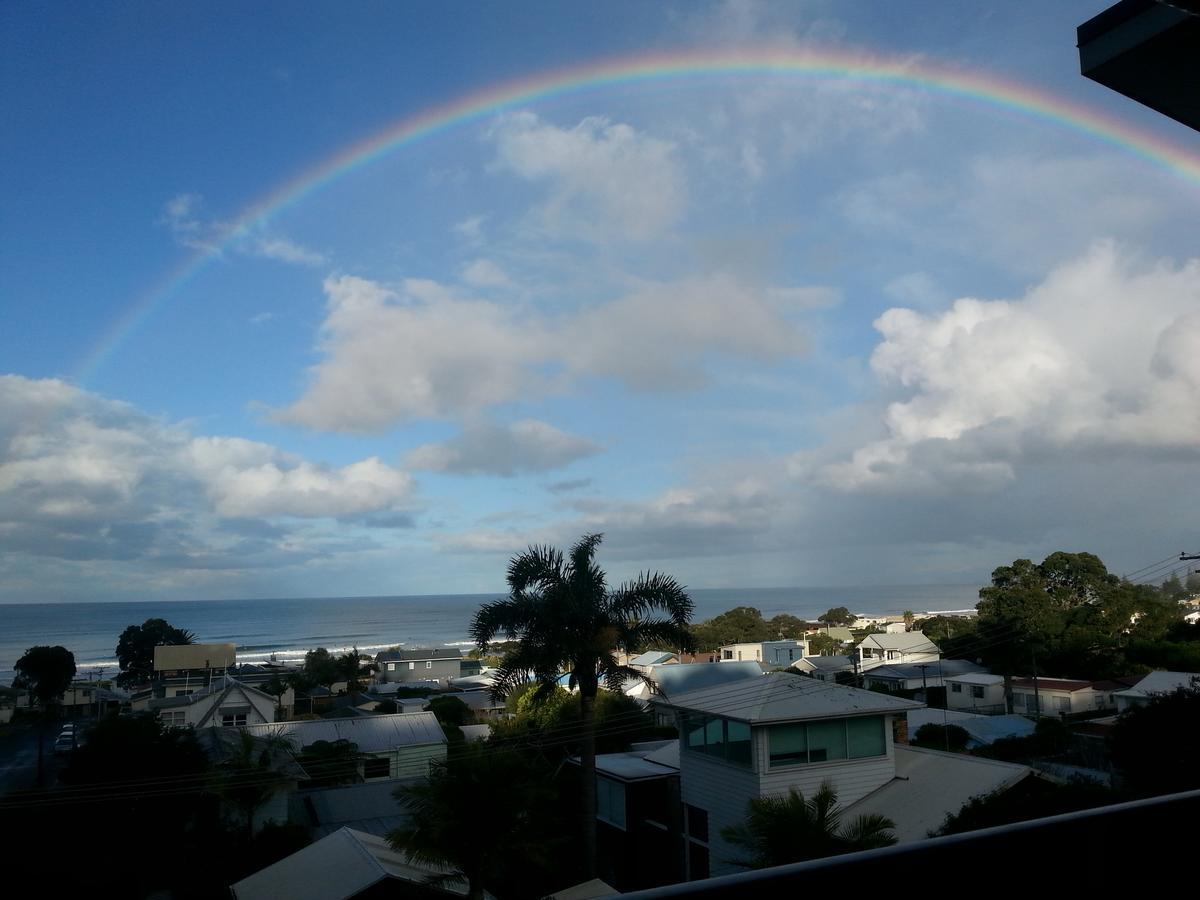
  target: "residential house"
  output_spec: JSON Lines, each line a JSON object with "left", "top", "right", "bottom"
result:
{"left": 945, "top": 673, "right": 1007, "bottom": 713}
{"left": 375, "top": 648, "right": 462, "bottom": 686}
{"left": 863, "top": 659, "right": 987, "bottom": 694}
{"left": 718, "top": 640, "right": 807, "bottom": 667}
{"left": 882, "top": 622, "right": 909, "bottom": 634}
{"left": 228, "top": 662, "right": 297, "bottom": 716}
{"left": 856, "top": 632, "right": 939, "bottom": 672}
{"left": 453, "top": 690, "right": 506, "bottom": 719}
{"left": 1114, "top": 670, "right": 1199, "bottom": 713}
{"left": 230, "top": 826, "right": 474, "bottom": 900}
{"left": 242, "top": 711, "right": 447, "bottom": 781}
{"left": 808, "top": 626, "right": 855, "bottom": 645}
{"left": 59, "top": 680, "right": 123, "bottom": 717}
{"left": 630, "top": 650, "right": 680, "bottom": 672}
{"left": 195, "top": 727, "right": 308, "bottom": 834}
{"left": 651, "top": 673, "right": 923, "bottom": 878}
{"left": 293, "top": 778, "right": 419, "bottom": 839}
{"left": 789, "top": 655, "right": 854, "bottom": 682}
{"left": 153, "top": 642, "right": 237, "bottom": 697}
{"left": 679, "top": 651, "right": 720, "bottom": 664}
{"left": 1010, "top": 677, "right": 1120, "bottom": 716}
{"left": 149, "top": 676, "right": 278, "bottom": 729}
{"left": 624, "top": 660, "right": 763, "bottom": 712}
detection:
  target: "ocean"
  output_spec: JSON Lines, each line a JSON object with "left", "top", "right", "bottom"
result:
{"left": 0, "top": 584, "right": 980, "bottom": 683}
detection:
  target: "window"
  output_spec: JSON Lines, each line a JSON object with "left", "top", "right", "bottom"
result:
{"left": 387, "top": 662, "right": 396, "bottom": 671}
{"left": 682, "top": 714, "right": 752, "bottom": 768}
{"left": 408, "top": 662, "right": 415, "bottom": 670}
{"left": 1056, "top": 696, "right": 1071, "bottom": 712}
{"left": 364, "top": 757, "right": 391, "bottom": 779}
{"left": 769, "top": 716, "right": 885, "bottom": 767}
{"left": 951, "top": 682, "right": 963, "bottom": 693}
{"left": 685, "top": 804, "right": 708, "bottom": 842}
{"left": 722, "top": 649, "right": 733, "bottom": 660}
{"left": 971, "top": 685, "right": 985, "bottom": 699}
{"left": 221, "top": 713, "right": 247, "bottom": 727}
{"left": 160, "top": 710, "right": 185, "bottom": 727}
{"left": 425, "top": 660, "right": 432, "bottom": 669}
{"left": 596, "top": 776, "right": 627, "bottom": 829}
{"left": 861, "top": 647, "right": 873, "bottom": 658}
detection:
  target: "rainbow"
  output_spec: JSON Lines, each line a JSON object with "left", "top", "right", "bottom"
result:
{"left": 75, "top": 46, "right": 1200, "bottom": 382}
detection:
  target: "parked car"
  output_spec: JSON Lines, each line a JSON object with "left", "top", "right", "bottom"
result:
{"left": 53, "top": 735, "right": 75, "bottom": 754}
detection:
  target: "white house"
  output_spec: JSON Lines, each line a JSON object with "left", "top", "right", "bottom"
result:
{"left": 1114, "top": 671, "right": 1199, "bottom": 713}
{"left": 150, "top": 676, "right": 278, "bottom": 729}
{"left": 629, "top": 650, "right": 680, "bottom": 672}
{"left": 1010, "top": 678, "right": 1120, "bottom": 716}
{"left": 719, "top": 640, "right": 807, "bottom": 667}
{"left": 241, "top": 712, "right": 447, "bottom": 781}
{"left": 945, "top": 673, "right": 1007, "bottom": 713}
{"left": 862, "top": 659, "right": 987, "bottom": 694}
{"left": 789, "top": 655, "right": 854, "bottom": 682}
{"left": 651, "top": 673, "right": 923, "bottom": 879}
{"left": 856, "top": 632, "right": 939, "bottom": 672}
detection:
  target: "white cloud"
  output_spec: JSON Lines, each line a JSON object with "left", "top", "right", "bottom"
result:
{"left": 407, "top": 419, "right": 600, "bottom": 476}
{"left": 461, "top": 258, "right": 513, "bottom": 289}
{"left": 159, "top": 193, "right": 326, "bottom": 267}
{"left": 802, "top": 243, "right": 1200, "bottom": 492}
{"left": 0, "top": 376, "right": 417, "bottom": 572}
{"left": 279, "top": 271, "right": 813, "bottom": 429}
{"left": 489, "top": 111, "right": 685, "bottom": 241}
{"left": 252, "top": 236, "right": 327, "bottom": 266}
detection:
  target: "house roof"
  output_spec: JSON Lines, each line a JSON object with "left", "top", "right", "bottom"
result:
{"left": 858, "top": 632, "right": 938, "bottom": 653}
{"left": 230, "top": 826, "right": 477, "bottom": 900}
{"left": 630, "top": 650, "right": 678, "bottom": 667}
{"left": 1115, "top": 670, "right": 1199, "bottom": 698}
{"left": 241, "top": 711, "right": 445, "bottom": 754}
{"left": 809, "top": 626, "right": 854, "bottom": 642}
{"left": 1011, "top": 677, "right": 1095, "bottom": 692}
{"left": 453, "top": 690, "right": 505, "bottom": 712}
{"left": 375, "top": 647, "right": 462, "bottom": 663}
{"left": 646, "top": 660, "right": 763, "bottom": 699}
{"left": 792, "top": 655, "right": 853, "bottom": 671}
{"left": 907, "top": 709, "right": 1036, "bottom": 746}
{"left": 148, "top": 676, "right": 276, "bottom": 713}
{"left": 299, "top": 779, "right": 420, "bottom": 839}
{"left": 193, "top": 727, "right": 309, "bottom": 779}
{"left": 846, "top": 745, "right": 1029, "bottom": 842}
{"left": 865, "top": 659, "right": 986, "bottom": 681}
{"left": 944, "top": 672, "right": 1004, "bottom": 686}
{"left": 654, "top": 672, "right": 922, "bottom": 724}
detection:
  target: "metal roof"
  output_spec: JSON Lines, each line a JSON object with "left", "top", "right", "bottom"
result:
{"left": 943, "top": 672, "right": 1004, "bottom": 685}
{"left": 846, "top": 746, "right": 1029, "bottom": 842}
{"left": 1115, "top": 670, "right": 1199, "bottom": 698}
{"left": 865, "top": 659, "right": 986, "bottom": 681}
{"left": 630, "top": 650, "right": 678, "bottom": 667}
{"left": 375, "top": 647, "right": 463, "bottom": 662}
{"left": 654, "top": 672, "right": 922, "bottom": 723}
{"left": 793, "top": 655, "right": 853, "bottom": 671}
{"left": 647, "top": 660, "right": 763, "bottom": 700}
{"left": 241, "top": 711, "right": 445, "bottom": 753}
{"left": 858, "top": 632, "right": 938, "bottom": 652}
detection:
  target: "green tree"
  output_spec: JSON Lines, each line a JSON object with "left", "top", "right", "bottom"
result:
{"left": 389, "top": 741, "right": 565, "bottom": 900}
{"left": 212, "top": 730, "right": 296, "bottom": 838}
{"left": 808, "top": 633, "right": 841, "bottom": 656}
{"left": 721, "top": 782, "right": 896, "bottom": 868}
{"left": 1109, "top": 679, "right": 1200, "bottom": 797}
{"left": 766, "top": 613, "right": 810, "bottom": 640}
{"left": 470, "top": 533, "right": 692, "bottom": 878}
{"left": 902, "top": 610, "right": 915, "bottom": 631}
{"left": 295, "top": 738, "right": 362, "bottom": 787}
{"left": 912, "top": 722, "right": 970, "bottom": 752}
{"left": 428, "top": 695, "right": 473, "bottom": 727}
{"left": 114, "top": 618, "right": 195, "bottom": 687}
{"left": 13, "top": 645, "right": 76, "bottom": 709}
{"left": 261, "top": 675, "right": 290, "bottom": 719}
{"left": 336, "top": 648, "right": 374, "bottom": 693}
{"left": 301, "top": 648, "right": 341, "bottom": 693}
{"left": 690, "top": 606, "right": 772, "bottom": 649}
{"left": 818, "top": 606, "right": 856, "bottom": 626}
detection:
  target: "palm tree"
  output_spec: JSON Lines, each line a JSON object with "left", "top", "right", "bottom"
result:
{"left": 903, "top": 610, "right": 916, "bottom": 632}
{"left": 389, "top": 742, "right": 563, "bottom": 900}
{"left": 721, "top": 782, "right": 897, "bottom": 868}
{"left": 211, "top": 730, "right": 296, "bottom": 839}
{"left": 470, "top": 532, "right": 693, "bottom": 878}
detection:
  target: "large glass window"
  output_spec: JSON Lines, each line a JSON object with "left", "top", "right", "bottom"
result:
{"left": 682, "top": 713, "right": 752, "bottom": 768}
{"left": 769, "top": 716, "right": 885, "bottom": 767}
{"left": 596, "top": 776, "right": 626, "bottom": 829}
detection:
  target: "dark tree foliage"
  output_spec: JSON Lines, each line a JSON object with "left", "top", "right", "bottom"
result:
{"left": 766, "top": 613, "right": 811, "bottom": 639}
{"left": 721, "top": 783, "right": 896, "bottom": 868}
{"left": 808, "top": 633, "right": 842, "bottom": 656}
{"left": 115, "top": 618, "right": 195, "bottom": 687}
{"left": 818, "top": 606, "right": 857, "bottom": 626}
{"left": 389, "top": 741, "right": 568, "bottom": 900}
{"left": 1109, "top": 681, "right": 1200, "bottom": 797}
{"left": 689, "top": 606, "right": 773, "bottom": 649}
{"left": 912, "top": 723, "right": 970, "bottom": 752}
{"left": 13, "top": 644, "right": 76, "bottom": 707}
{"left": 429, "top": 695, "right": 473, "bottom": 727}
{"left": 975, "top": 718, "right": 1071, "bottom": 763}
{"left": 470, "top": 533, "right": 692, "bottom": 879}
{"left": 936, "top": 777, "right": 1116, "bottom": 836}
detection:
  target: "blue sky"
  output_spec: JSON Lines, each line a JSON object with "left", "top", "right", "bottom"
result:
{"left": 2, "top": 1, "right": 1198, "bottom": 603}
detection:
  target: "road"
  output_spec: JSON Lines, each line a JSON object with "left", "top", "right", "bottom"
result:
{"left": 0, "top": 722, "right": 61, "bottom": 793}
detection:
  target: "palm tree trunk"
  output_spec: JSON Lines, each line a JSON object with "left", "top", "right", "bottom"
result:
{"left": 579, "top": 686, "right": 598, "bottom": 879}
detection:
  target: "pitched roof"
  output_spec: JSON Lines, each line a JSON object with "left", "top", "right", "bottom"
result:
{"left": 230, "top": 826, "right": 476, "bottom": 900}
{"left": 792, "top": 655, "right": 854, "bottom": 671}
{"left": 858, "top": 632, "right": 938, "bottom": 652}
{"left": 299, "top": 779, "right": 419, "bottom": 838}
{"left": 846, "top": 746, "right": 1029, "bottom": 842}
{"left": 375, "top": 647, "right": 462, "bottom": 663}
{"left": 630, "top": 650, "right": 678, "bottom": 667}
{"left": 865, "top": 659, "right": 986, "bottom": 680}
{"left": 241, "top": 712, "right": 445, "bottom": 754}
{"left": 647, "top": 660, "right": 763, "bottom": 699}
{"left": 944, "top": 672, "right": 1004, "bottom": 685}
{"left": 655, "top": 672, "right": 922, "bottom": 723}
{"left": 148, "top": 676, "right": 275, "bottom": 712}
{"left": 1011, "top": 677, "right": 1095, "bottom": 692}
{"left": 1114, "top": 670, "right": 1200, "bottom": 698}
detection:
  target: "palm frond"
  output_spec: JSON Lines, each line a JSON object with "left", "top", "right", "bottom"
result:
{"left": 507, "top": 544, "right": 565, "bottom": 594}
{"left": 838, "top": 814, "right": 897, "bottom": 850}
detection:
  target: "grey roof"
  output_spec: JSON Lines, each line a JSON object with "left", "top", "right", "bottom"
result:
{"left": 375, "top": 647, "right": 463, "bottom": 663}
{"left": 148, "top": 676, "right": 275, "bottom": 712}
{"left": 655, "top": 672, "right": 922, "bottom": 723}
{"left": 230, "top": 826, "right": 474, "bottom": 900}
{"left": 299, "top": 779, "right": 420, "bottom": 839}
{"left": 453, "top": 690, "right": 505, "bottom": 712}
{"left": 944, "top": 672, "right": 1005, "bottom": 686}
{"left": 906, "top": 709, "right": 1035, "bottom": 746}
{"left": 648, "top": 660, "right": 763, "bottom": 699}
{"left": 864, "top": 659, "right": 986, "bottom": 681}
{"left": 846, "top": 745, "right": 1029, "bottom": 842}
{"left": 794, "top": 655, "right": 853, "bottom": 671}
{"left": 592, "top": 752, "right": 680, "bottom": 783}
{"left": 630, "top": 650, "right": 678, "bottom": 667}
{"left": 1115, "top": 670, "right": 1200, "bottom": 698}
{"left": 858, "top": 632, "right": 939, "bottom": 652}
{"left": 241, "top": 712, "right": 445, "bottom": 754}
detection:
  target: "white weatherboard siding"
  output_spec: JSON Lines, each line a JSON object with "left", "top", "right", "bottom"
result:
{"left": 679, "top": 751, "right": 759, "bottom": 877}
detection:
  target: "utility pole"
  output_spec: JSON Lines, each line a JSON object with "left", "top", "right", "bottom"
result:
{"left": 1031, "top": 646, "right": 1041, "bottom": 720}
